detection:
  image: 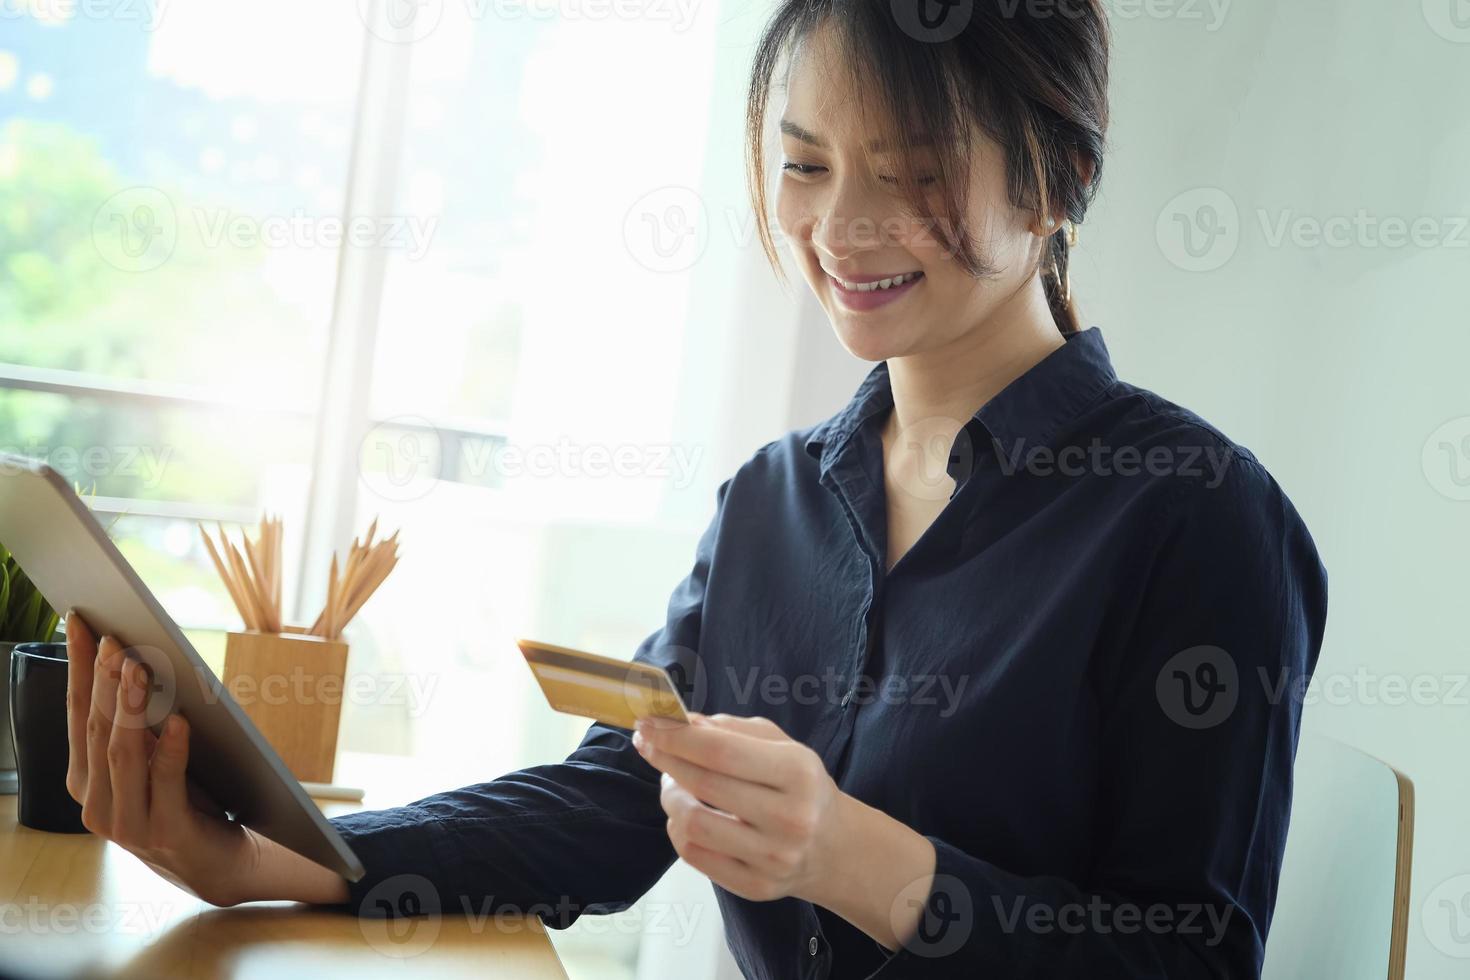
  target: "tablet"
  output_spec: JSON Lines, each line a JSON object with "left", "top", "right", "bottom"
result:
{"left": 517, "top": 637, "right": 690, "bottom": 730}
{"left": 0, "top": 455, "right": 364, "bottom": 881}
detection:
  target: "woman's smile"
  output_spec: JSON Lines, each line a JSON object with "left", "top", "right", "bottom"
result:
{"left": 826, "top": 268, "right": 925, "bottom": 312}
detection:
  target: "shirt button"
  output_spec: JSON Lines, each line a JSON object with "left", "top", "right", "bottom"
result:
{"left": 808, "top": 936, "right": 819, "bottom": 956}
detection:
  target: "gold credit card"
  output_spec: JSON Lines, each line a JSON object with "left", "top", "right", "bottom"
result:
{"left": 517, "top": 637, "right": 690, "bottom": 730}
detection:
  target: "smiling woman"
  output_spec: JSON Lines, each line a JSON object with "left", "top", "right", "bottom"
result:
{"left": 748, "top": 0, "right": 1107, "bottom": 350}
{"left": 57, "top": 4, "right": 1328, "bottom": 980}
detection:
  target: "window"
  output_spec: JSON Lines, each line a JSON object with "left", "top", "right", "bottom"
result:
{"left": 0, "top": 0, "right": 364, "bottom": 637}
{"left": 2, "top": 2, "right": 763, "bottom": 976}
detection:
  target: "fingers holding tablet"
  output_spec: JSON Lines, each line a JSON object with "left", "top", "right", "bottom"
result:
{"left": 64, "top": 613, "right": 97, "bottom": 803}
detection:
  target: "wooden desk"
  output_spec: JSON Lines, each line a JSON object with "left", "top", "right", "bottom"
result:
{"left": 0, "top": 791, "right": 568, "bottom": 979}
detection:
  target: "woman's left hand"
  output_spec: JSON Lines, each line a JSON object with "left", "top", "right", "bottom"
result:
{"left": 633, "top": 712, "right": 842, "bottom": 904}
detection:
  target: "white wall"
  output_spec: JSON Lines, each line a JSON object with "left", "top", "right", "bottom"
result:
{"left": 1078, "top": 4, "right": 1470, "bottom": 976}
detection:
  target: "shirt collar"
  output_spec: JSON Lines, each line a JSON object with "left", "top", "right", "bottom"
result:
{"left": 804, "top": 327, "right": 1119, "bottom": 477}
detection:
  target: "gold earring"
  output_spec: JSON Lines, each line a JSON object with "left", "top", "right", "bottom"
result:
{"left": 1065, "top": 220, "right": 1079, "bottom": 248}
{"left": 1051, "top": 257, "right": 1071, "bottom": 304}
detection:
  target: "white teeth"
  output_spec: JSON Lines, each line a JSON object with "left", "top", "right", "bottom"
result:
{"left": 835, "top": 271, "right": 922, "bottom": 292}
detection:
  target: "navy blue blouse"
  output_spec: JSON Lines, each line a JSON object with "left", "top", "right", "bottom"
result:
{"left": 329, "top": 327, "right": 1327, "bottom": 979}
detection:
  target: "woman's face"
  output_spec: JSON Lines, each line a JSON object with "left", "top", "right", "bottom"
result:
{"left": 774, "top": 26, "right": 1050, "bottom": 362}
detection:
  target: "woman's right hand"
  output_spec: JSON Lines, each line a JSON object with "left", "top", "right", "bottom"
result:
{"left": 64, "top": 614, "right": 265, "bottom": 906}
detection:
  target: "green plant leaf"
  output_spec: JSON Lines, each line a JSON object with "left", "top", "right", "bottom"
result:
{"left": 5, "top": 564, "right": 32, "bottom": 634}
{"left": 0, "top": 566, "right": 27, "bottom": 639}
{"left": 17, "top": 586, "right": 45, "bottom": 642}
{"left": 0, "top": 546, "right": 60, "bottom": 642}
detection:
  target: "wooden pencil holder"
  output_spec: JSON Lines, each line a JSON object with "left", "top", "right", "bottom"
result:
{"left": 221, "top": 626, "right": 349, "bottom": 784}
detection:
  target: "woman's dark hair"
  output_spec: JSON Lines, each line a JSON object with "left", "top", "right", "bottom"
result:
{"left": 746, "top": 0, "right": 1109, "bottom": 335}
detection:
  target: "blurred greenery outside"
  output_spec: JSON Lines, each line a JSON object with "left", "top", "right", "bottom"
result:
{"left": 0, "top": 119, "right": 323, "bottom": 628}
{"left": 0, "top": 115, "right": 526, "bottom": 633}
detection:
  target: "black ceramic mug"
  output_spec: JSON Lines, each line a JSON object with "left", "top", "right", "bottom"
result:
{"left": 9, "top": 642, "right": 87, "bottom": 833}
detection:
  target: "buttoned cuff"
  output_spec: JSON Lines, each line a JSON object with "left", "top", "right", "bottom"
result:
{"left": 328, "top": 808, "right": 454, "bottom": 917}
{"left": 864, "top": 836, "right": 986, "bottom": 977}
